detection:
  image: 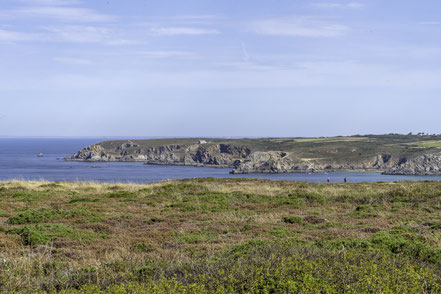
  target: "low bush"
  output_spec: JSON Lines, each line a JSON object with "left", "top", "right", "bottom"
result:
{"left": 8, "top": 224, "right": 103, "bottom": 246}
{"left": 282, "top": 216, "right": 303, "bottom": 224}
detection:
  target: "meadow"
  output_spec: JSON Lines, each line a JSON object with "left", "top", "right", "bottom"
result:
{"left": 1, "top": 178, "right": 441, "bottom": 293}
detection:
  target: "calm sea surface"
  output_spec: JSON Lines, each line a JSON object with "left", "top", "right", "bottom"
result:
{"left": 1, "top": 138, "right": 441, "bottom": 184}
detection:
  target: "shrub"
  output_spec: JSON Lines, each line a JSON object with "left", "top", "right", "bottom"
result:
{"left": 7, "top": 208, "right": 103, "bottom": 224}
{"left": 7, "top": 209, "right": 54, "bottom": 224}
{"left": 282, "top": 216, "right": 303, "bottom": 224}
{"left": 106, "top": 191, "right": 137, "bottom": 199}
{"left": 8, "top": 224, "right": 101, "bottom": 246}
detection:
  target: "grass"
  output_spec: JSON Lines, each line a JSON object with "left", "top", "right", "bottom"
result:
{"left": 0, "top": 178, "right": 441, "bottom": 292}
{"left": 8, "top": 223, "right": 103, "bottom": 246}
{"left": 92, "top": 134, "right": 441, "bottom": 166}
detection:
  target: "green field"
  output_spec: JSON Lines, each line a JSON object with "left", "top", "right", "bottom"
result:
{"left": 1, "top": 178, "right": 441, "bottom": 293}
{"left": 95, "top": 134, "right": 441, "bottom": 165}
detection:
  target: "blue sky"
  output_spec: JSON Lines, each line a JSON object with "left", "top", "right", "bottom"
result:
{"left": 1, "top": 0, "right": 441, "bottom": 137}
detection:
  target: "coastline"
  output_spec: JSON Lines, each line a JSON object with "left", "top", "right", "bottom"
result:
{"left": 68, "top": 135, "right": 441, "bottom": 176}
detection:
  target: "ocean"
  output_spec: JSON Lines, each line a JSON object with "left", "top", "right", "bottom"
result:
{"left": 1, "top": 138, "right": 441, "bottom": 183}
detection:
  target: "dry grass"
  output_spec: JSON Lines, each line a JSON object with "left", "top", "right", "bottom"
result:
{"left": 1, "top": 178, "right": 441, "bottom": 292}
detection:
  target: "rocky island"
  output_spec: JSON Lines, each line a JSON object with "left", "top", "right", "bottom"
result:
{"left": 69, "top": 134, "right": 441, "bottom": 175}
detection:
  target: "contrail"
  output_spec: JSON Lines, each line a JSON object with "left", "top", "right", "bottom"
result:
{"left": 241, "top": 41, "right": 250, "bottom": 62}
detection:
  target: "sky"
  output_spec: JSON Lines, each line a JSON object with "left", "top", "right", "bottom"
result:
{"left": 1, "top": 0, "right": 441, "bottom": 137}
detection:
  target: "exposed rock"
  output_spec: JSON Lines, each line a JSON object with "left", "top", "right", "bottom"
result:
{"left": 230, "top": 153, "right": 396, "bottom": 174}
{"left": 70, "top": 141, "right": 251, "bottom": 168}
{"left": 69, "top": 139, "right": 441, "bottom": 175}
{"left": 383, "top": 153, "right": 441, "bottom": 175}
{"left": 230, "top": 151, "right": 295, "bottom": 174}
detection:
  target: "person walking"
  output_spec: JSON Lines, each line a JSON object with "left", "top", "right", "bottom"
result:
{"left": 327, "top": 178, "right": 330, "bottom": 183}
{"left": 344, "top": 177, "right": 347, "bottom": 183}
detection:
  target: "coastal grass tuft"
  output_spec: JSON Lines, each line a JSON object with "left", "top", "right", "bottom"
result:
{"left": 0, "top": 178, "right": 441, "bottom": 292}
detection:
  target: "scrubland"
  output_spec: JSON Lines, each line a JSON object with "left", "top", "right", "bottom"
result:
{"left": 1, "top": 178, "right": 441, "bottom": 293}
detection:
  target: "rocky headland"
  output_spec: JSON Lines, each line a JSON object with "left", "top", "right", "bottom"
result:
{"left": 68, "top": 135, "right": 441, "bottom": 175}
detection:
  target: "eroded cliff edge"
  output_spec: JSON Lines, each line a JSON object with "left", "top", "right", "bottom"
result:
{"left": 68, "top": 135, "right": 441, "bottom": 175}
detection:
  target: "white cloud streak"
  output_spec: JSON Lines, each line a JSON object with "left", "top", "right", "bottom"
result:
{"left": 5, "top": 61, "right": 441, "bottom": 91}
{"left": 312, "top": 2, "right": 364, "bottom": 9}
{"left": 252, "top": 17, "right": 349, "bottom": 37}
{"left": 150, "top": 27, "right": 220, "bottom": 36}
{"left": 15, "top": 0, "right": 80, "bottom": 5}
{"left": 43, "top": 25, "right": 135, "bottom": 45}
{"left": 3, "top": 6, "right": 115, "bottom": 22}
{"left": 0, "top": 29, "right": 38, "bottom": 42}
{"left": 53, "top": 57, "right": 92, "bottom": 65}
{"left": 419, "top": 21, "right": 441, "bottom": 25}
{"left": 136, "top": 51, "right": 197, "bottom": 59}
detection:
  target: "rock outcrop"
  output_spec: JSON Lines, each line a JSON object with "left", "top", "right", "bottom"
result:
{"left": 383, "top": 153, "right": 441, "bottom": 175}
{"left": 70, "top": 141, "right": 250, "bottom": 168}
{"left": 231, "top": 152, "right": 297, "bottom": 174}
{"left": 69, "top": 139, "right": 441, "bottom": 175}
{"left": 230, "top": 152, "right": 396, "bottom": 174}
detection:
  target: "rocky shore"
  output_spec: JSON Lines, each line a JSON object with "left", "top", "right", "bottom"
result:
{"left": 68, "top": 137, "right": 441, "bottom": 175}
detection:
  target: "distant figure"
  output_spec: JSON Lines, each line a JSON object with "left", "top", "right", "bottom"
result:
{"left": 327, "top": 178, "right": 330, "bottom": 183}
{"left": 344, "top": 177, "right": 347, "bottom": 183}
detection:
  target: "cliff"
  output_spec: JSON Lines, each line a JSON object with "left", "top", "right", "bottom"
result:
{"left": 70, "top": 140, "right": 250, "bottom": 168}
{"left": 69, "top": 135, "right": 441, "bottom": 175}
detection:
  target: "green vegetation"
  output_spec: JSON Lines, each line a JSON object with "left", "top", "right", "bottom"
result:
{"left": 1, "top": 178, "right": 441, "bottom": 292}
{"left": 97, "top": 133, "right": 441, "bottom": 165}
{"left": 282, "top": 216, "right": 303, "bottom": 224}
{"left": 7, "top": 207, "right": 104, "bottom": 224}
{"left": 8, "top": 224, "right": 102, "bottom": 246}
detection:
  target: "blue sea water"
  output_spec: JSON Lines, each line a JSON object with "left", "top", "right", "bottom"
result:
{"left": 1, "top": 138, "right": 441, "bottom": 184}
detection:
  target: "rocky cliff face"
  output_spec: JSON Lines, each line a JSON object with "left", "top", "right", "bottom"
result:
{"left": 70, "top": 141, "right": 251, "bottom": 168}
{"left": 70, "top": 140, "right": 441, "bottom": 175}
{"left": 383, "top": 153, "right": 441, "bottom": 175}
{"left": 230, "top": 153, "right": 395, "bottom": 174}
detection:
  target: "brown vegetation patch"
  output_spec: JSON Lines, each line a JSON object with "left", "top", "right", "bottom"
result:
{"left": 304, "top": 215, "right": 327, "bottom": 224}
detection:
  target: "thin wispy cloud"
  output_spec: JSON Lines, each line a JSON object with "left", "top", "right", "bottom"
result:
{"left": 174, "top": 15, "right": 221, "bottom": 21}
{"left": 171, "top": 14, "right": 223, "bottom": 24}
{"left": 241, "top": 42, "right": 250, "bottom": 62}
{"left": 312, "top": 2, "right": 364, "bottom": 9}
{"left": 136, "top": 51, "right": 197, "bottom": 59}
{"left": 0, "top": 28, "right": 38, "bottom": 42}
{"left": 150, "top": 27, "right": 220, "bottom": 36}
{"left": 44, "top": 25, "right": 134, "bottom": 45}
{"left": 143, "top": 14, "right": 223, "bottom": 26}
{"left": 419, "top": 21, "right": 441, "bottom": 25}
{"left": 214, "top": 61, "right": 279, "bottom": 71}
{"left": 15, "top": 60, "right": 441, "bottom": 92}
{"left": 251, "top": 17, "right": 349, "bottom": 37}
{"left": 15, "top": 0, "right": 80, "bottom": 5}
{"left": 44, "top": 25, "right": 109, "bottom": 42}
{"left": 53, "top": 57, "right": 93, "bottom": 65}
{"left": 3, "top": 6, "right": 115, "bottom": 22}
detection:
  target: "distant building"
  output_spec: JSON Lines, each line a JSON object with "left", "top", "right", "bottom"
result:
{"left": 198, "top": 140, "right": 207, "bottom": 144}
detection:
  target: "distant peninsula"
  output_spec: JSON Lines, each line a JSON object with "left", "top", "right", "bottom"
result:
{"left": 68, "top": 134, "right": 441, "bottom": 175}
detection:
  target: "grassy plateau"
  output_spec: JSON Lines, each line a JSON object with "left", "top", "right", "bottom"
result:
{"left": 93, "top": 134, "right": 441, "bottom": 165}
{"left": 1, "top": 178, "right": 441, "bottom": 293}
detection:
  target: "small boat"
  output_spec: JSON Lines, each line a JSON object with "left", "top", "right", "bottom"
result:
{"left": 37, "top": 153, "right": 44, "bottom": 157}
